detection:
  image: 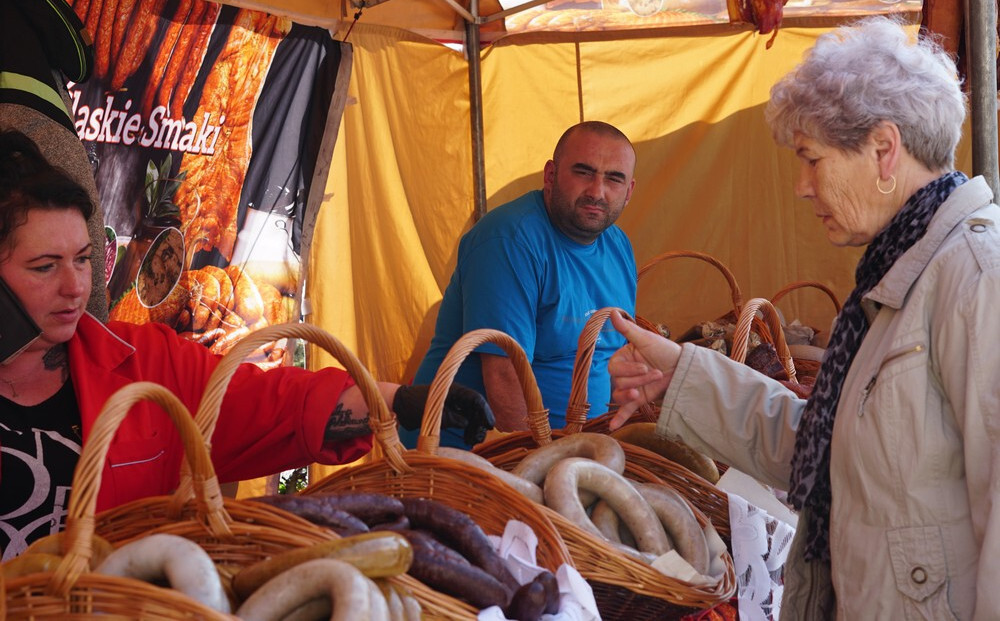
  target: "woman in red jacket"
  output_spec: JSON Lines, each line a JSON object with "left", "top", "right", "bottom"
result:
{"left": 0, "top": 129, "right": 493, "bottom": 559}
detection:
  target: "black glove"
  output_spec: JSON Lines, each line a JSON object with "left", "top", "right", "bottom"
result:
{"left": 392, "top": 383, "right": 496, "bottom": 446}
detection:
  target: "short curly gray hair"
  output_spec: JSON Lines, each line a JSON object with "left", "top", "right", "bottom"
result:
{"left": 765, "top": 16, "right": 966, "bottom": 170}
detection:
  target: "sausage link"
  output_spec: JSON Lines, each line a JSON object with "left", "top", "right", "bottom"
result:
{"left": 504, "top": 580, "right": 547, "bottom": 621}
{"left": 634, "top": 483, "right": 711, "bottom": 574}
{"left": 438, "top": 447, "right": 544, "bottom": 505}
{"left": 296, "top": 491, "right": 405, "bottom": 526}
{"left": 236, "top": 558, "right": 387, "bottom": 621}
{"left": 543, "top": 457, "right": 671, "bottom": 556}
{"left": 590, "top": 498, "right": 647, "bottom": 550}
{"left": 232, "top": 531, "right": 413, "bottom": 601}
{"left": 249, "top": 495, "right": 370, "bottom": 535}
{"left": 512, "top": 433, "right": 626, "bottom": 505}
{"left": 1, "top": 552, "right": 61, "bottom": 579}
{"left": 399, "top": 497, "right": 519, "bottom": 591}
{"left": 95, "top": 533, "right": 229, "bottom": 613}
{"left": 400, "top": 529, "right": 511, "bottom": 610}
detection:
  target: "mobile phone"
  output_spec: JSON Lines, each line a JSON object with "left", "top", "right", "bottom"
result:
{"left": 0, "top": 276, "right": 41, "bottom": 364}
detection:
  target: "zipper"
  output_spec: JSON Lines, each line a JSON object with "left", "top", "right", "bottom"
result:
{"left": 858, "top": 376, "right": 876, "bottom": 417}
{"left": 857, "top": 343, "right": 925, "bottom": 417}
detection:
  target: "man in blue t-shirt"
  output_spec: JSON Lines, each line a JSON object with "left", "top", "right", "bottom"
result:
{"left": 408, "top": 121, "right": 638, "bottom": 449}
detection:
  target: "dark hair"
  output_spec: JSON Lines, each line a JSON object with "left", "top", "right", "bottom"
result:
{"left": 0, "top": 130, "right": 94, "bottom": 257}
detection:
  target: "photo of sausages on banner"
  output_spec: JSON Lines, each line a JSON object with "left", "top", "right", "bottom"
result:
{"left": 66, "top": 0, "right": 347, "bottom": 368}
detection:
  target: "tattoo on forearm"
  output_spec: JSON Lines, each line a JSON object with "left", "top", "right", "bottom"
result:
{"left": 323, "top": 403, "right": 371, "bottom": 446}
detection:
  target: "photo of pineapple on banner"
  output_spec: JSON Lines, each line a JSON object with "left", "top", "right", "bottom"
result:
{"left": 108, "top": 155, "right": 293, "bottom": 368}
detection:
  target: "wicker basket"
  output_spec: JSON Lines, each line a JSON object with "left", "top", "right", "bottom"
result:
{"left": 730, "top": 297, "right": 819, "bottom": 400}
{"left": 771, "top": 280, "right": 841, "bottom": 381}
{"left": 472, "top": 308, "right": 731, "bottom": 533}
{"left": 297, "top": 327, "right": 574, "bottom": 619}
{"left": 4, "top": 382, "right": 236, "bottom": 620}
{"left": 636, "top": 250, "right": 745, "bottom": 345}
{"left": 571, "top": 308, "right": 727, "bottom": 516}
{"left": 92, "top": 323, "right": 466, "bottom": 619}
{"left": 562, "top": 307, "right": 660, "bottom": 434}
{"left": 472, "top": 308, "right": 652, "bottom": 460}
{"left": 429, "top": 330, "right": 736, "bottom": 620}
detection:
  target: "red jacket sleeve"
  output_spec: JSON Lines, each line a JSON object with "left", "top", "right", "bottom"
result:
{"left": 209, "top": 362, "right": 373, "bottom": 481}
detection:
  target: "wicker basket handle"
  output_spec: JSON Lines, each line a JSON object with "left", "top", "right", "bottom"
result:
{"left": 189, "top": 321, "right": 407, "bottom": 476}
{"left": 637, "top": 250, "right": 744, "bottom": 316}
{"left": 418, "top": 328, "right": 548, "bottom": 455}
{"left": 729, "top": 297, "right": 797, "bottom": 382}
{"left": 564, "top": 308, "right": 636, "bottom": 433}
{"left": 771, "top": 280, "right": 843, "bottom": 316}
{"left": 50, "top": 382, "right": 231, "bottom": 598}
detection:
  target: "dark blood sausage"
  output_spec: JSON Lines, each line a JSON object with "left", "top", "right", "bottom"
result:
{"left": 399, "top": 497, "right": 519, "bottom": 591}
{"left": 298, "top": 492, "right": 407, "bottom": 526}
{"left": 249, "top": 495, "right": 370, "bottom": 535}
{"left": 504, "top": 580, "right": 547, "bottom": 621}
{"left": 533, "top": 570, "right": 561, "bottom": 614}
{"left": 369, "top": 514, "right": 411, "bottom": 532}
{"left": 400, "top": 530, "right": 472, "bottom": 569}
{"left": 400, "top": 529, "right": 512, "bottom": 610}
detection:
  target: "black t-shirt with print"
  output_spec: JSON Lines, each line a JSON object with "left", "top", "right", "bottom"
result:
{"left": 0, "top": 379, "right": 81, "bottom": 559}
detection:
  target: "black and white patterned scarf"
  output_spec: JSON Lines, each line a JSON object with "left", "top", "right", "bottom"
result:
{"left": 788, "top": 170, "right": 968, "bottom": 561}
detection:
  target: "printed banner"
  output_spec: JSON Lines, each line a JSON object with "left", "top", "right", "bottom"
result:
{"left": 503, "top": 0, "right": 921, "bottom": 34}
{"left": 67, "top": 0, "right": 349, "bottom": 367}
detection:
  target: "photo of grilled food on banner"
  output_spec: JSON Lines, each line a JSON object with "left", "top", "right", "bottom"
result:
{"left": 111, "top": 262, "right": 293, "bottom": 367}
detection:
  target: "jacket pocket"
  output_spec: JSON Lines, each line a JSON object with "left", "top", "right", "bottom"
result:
{"left": 105, "top": 438, "right": 172, "bottom": 505}
{"left": 887, "top": 526, "right": 959, "bottom": 620}
{"left": 857, "top": 340, "right": 926, "bottom": 418}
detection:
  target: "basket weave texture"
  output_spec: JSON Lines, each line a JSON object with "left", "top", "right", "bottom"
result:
{"left": 425, "top": 328, "right": 737, "bottom": 619}
{"left": 4, "top": 382, "right": 236, "bottom": 620}
{"left": 730, "top": 297, "right": 822, "bottom": 400}
{"left": 299, "top": 326, "right": 575, "bottom": 619}
{"left": 771, "top": 280, "right": 841, "bottom": 381}
{"left": 92, "top": 323, "right": 470, "bottom": 619}
{"left": 473, "top": 308, "right": 733, "bottom": 537}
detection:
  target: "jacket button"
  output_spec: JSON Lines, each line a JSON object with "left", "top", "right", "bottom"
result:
{"left": 911, "top": 567, "right": 928, "bottom": 584}
{"left": 968, "top": 218, "right": 991, "bottom": 232}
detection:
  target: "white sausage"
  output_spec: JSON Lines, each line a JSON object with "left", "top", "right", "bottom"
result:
{"left": 379, "top": 580, "right": 405, "bottom": 621}
{"left": 513, "top": 433, "right": 626, "bottom": 505}
{"left": 391, "top": 579, "right": 423, "bottom": 621}
{"left": 543, "top": 457, "right": 671, "bottom": 556}
{"left": 95, "top": 533, "right": 229, "bottom": 613}
{"left": 282, "top": 586, "right": 390, "bottom": 621}
{"left": 369, "top": 579, "right": 392, "bottom": 620}
{"left": 438, "top": 447, "right": 544, "bottom": 505}
{"left": 236, "top": 558, "right": 388, "bottom": 621}
{"left": 283, "top": 599, "right": 330, "bottom": 621}
{"left": 634, "top": 483, "right": 711, "bottom": 575}
{"left": 589, "top": 498, "right": 623, "bottom": 544}
{"left": 590, "top": 498, "right": 650, "bottom": 551}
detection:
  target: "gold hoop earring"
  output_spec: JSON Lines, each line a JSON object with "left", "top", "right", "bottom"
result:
{"left": 876, "top": 175, "right": 896, "bottom": 195}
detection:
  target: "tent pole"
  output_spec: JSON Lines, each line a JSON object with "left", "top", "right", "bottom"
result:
{"left": 966, "top": 0, "right": 999, "bottom": 194}
{"left": 466, "top": 1, "right": 488, "bottom": 221}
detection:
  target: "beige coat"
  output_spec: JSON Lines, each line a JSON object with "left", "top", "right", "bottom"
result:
{"left": 657, "top": 177, "right": 1000, "bottom": 620}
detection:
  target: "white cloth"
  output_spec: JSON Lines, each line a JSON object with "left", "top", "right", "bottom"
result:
{"left": 478, "top": 519, "right": 601, "bottom": 621}
{"left": 726, "top": 493, "right": 795, "bottom": 621}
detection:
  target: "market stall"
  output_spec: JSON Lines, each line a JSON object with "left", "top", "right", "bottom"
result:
{"left": 2, "top": 0, "right": 996, "bottom": 619}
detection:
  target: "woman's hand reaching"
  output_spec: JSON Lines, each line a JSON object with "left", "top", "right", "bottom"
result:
{"left": 607, "top": 310, "right": 682, "bottom": 430}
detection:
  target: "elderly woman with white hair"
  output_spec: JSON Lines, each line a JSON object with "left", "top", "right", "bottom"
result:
{"left": 603, "top": 16, "right": 1000, "bottom": 619}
